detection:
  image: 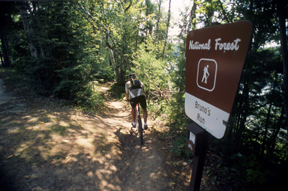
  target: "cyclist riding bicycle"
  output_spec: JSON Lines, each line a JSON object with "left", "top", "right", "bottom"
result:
{"left": 125, "top": 73, "right": 148, "bottom": 130}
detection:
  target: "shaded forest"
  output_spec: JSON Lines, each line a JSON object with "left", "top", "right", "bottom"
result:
{"left": 0, "top": 0, "right": 287, "bottom": 190}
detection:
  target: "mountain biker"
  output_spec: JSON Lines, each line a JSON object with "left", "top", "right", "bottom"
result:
{"left": 125, "top": 73, "right": 148, "bottom": 130}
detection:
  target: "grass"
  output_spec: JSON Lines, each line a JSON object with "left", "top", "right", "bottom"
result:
{"left": 52, "top": 125, "right": 68, "bottom": 136}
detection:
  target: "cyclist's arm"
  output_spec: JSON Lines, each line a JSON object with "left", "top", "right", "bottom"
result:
{"left": 126, "top": 92, "right": 129, "bottom": 101}
{"left": 125, "top": 82, "right": 129, "bottom": 101}
{"left": 141, "top": 82, "right": 146, "bottom": 96}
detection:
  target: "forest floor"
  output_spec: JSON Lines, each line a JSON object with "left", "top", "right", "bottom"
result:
{"left": 0, "top": 78, "right": 194, "bottom": 191}
{"left": 0, "top": 76, "right": 227, "bottom": 191}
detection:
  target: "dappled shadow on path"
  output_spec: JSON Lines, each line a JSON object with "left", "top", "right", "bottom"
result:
{"left": 113, "top": 126, "right": 173, "bottom": 191}
{"left": 0, "top": 103, "right": 122, "bottom": 190}
{"left": 0, "top": 79, "right": 175, "bottom": 191}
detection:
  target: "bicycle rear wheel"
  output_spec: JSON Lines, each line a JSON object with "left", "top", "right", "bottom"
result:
{"left": 138, "top": 115, "right": 144, "bottom": 145}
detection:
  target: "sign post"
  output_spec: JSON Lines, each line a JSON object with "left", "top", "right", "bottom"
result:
{"left": 185, "top": 21, "right": 252, "bottom": 191}
{"left": 186, "top": 123, "right": 209, "bottom": 191}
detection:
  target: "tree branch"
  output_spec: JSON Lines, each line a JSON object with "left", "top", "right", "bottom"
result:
{"left": 124, "top": 0, "right": 132, "bottom": 12}
{"left": 217, "top": 0, "right": 231, "bottom": 23}
{"left": 73, "top": 2, "right": 161, "bottom": 92}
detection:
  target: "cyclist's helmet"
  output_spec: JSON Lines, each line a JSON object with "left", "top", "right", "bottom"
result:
{"left": 129, "top": 73, "right": 137, "bottom": 80}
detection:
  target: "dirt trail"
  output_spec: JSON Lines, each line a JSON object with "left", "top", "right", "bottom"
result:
{"left": 0, "top": 79, "right": 175, "bottom": 191}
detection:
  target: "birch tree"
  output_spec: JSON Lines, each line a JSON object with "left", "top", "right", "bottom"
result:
{"left": 162, "top": 0, "right": 171, "bottom": 61}
{"left": 18, "top": 1, "right": 38, "bottom": 59}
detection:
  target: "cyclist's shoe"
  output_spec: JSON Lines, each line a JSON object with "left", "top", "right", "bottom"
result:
{"left": 132, "top": 123, "right": 136, "bottom": 128}
{"left": 144, "top": 124, "right": 148, "bottom": 130}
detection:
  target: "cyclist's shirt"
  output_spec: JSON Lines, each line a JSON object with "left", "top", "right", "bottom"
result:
{"left": 125, "top": 80, "right": 145, "bottom": 100}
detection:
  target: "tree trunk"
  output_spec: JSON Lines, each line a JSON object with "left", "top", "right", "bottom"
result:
{"left": 121, "top": 23, "right": 126, "bottom": 82}
{"left": 33, "top": 1, "right": 49, "bottom": 58}
{"left": 0, "top": 1, "right": 12, "bottom": 67}
{"left": 217, "top": 0, "right": 231, "bottom": 23}
{"left": 277, "top": 0, "right": 288, "bottom": 130}
{"left": 261, "top": 101, "right": 273, "bottom": 157}
{"left": 135, "top": 9, "right": 142, "bottom": 53}
{"left": 189, "top": 0, "right": 198, "bottom": 30}
{"left": 120, "top": 0, "right": 132, "bottom": 82}
{"left": 108, "top": 49, "right": 120, "bottom": 81}
{"left": 0, "top": 51, "right": 4, "bottom": 66}
{"left": 162, "top": 0, "right": 171, "bottom": 61}
{"left": 19, "top": 1, "right": 38, "bottom": 59}
{"left": 205, "top": 0, "right": 214, "bottom": 27}
{"left": 268, "top": 106, "right": 284, "bottom": 156}
{"left": 121, "top": 25, "right": 126, "bottom": 81}
{"left": 0, "top": 21, "right": 11, "bottom": 67}
{"left": 155, "top": 0, "right": 162, "bottom": 42}
{"left": 261, "top": 77, "right": 277, "bottom": 157}
{"left": 235, "top": 94, "right": 244, "bottom": 138}
{"left": 235, "top": 80, "right": 249, "bottom": 148}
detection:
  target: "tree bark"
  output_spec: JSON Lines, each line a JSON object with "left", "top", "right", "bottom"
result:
{"left": 217, "top": 0, "right": 231, "bottom": 23}
{"left": 268, "top": 106, "right": 284, "bottom": 156}
{"left": 0, "top": 51, "right": 4, "bottom": 66}
{"left": 108, "top": 48, "right": 120, "bottom": 81}
{"left": 155, "top": 0, "right": 162, "bottom": 42}
{"left": 0, "top": 21, "right": 11, "bottom": 67}
{"left": 261, "top": 77, "right": 278, "bottom": 157}
{"left": 189, "top": 0, "right": 198, "bottom": 31}
{"left": 119, "top": 0, "right": 132, "bottom": 81}
{"left": 121, "top": 15, "right": 127, "bottom": 82}
{"left": 19, "top": 1, "right": 38, "bottom": 59}
{"left": 261, "top": 101, "right": 273, "bottom": 157}
{"left": 235, "top": 80, "right": 249, "bottom": 148}
{"left": 0, "top": 2, "right": 11, "bottom": 67}
{"left": 162, "top": 0, "right": 171, "bottom": 61}
{"left": 277, "top": 0, "right": 288, "bottom": 130}
{"left": 204, "top": 0, "right": 214, "bottom": 27}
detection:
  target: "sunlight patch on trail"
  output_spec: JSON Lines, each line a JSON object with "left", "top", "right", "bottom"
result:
{"left": 0, "top": 80, "right": 177, "bottom": 190}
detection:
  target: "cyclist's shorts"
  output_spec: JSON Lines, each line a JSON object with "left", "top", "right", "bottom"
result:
{"left": 130, "top": 95, "right": 147, "bottom": 109}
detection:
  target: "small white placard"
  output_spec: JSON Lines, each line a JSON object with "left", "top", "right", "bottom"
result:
{"left": 189, "top": 132, "right": 196, "bottom": 144}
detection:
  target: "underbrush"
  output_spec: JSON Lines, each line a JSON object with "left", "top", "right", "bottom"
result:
{"left": 0, "top": 67, "right": 31, "bottom": 92}
{"left": 148, "top": 91, "right": 288, "bottom": 190}
{"left": 149, "top": 95, "right": 192, "bottom": 159}
{"left": 0, "top": 67, "right": 105, "bottom": 113}
{"left": 109, "top": 81, "right": 126, "bottom": 99}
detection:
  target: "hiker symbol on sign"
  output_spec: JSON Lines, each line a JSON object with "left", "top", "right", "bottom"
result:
{"left": 196, "top": 58, "right": 217, "bottom": 92}
{"left": 201, "top": 65, "right": 210, "bottom": 84}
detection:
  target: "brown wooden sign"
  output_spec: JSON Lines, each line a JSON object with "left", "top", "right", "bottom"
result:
{"left": 185, "top": 21, "right": 252, "bottom": 139}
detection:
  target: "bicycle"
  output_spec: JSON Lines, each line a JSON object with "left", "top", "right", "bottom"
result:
{"left": 136, "top": 103, "right": 144, "bottom": 145}
{"left": 129, "top": 103, "right": 144, "bottom": 145}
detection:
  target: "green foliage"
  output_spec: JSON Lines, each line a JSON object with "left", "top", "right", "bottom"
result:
{"left": 94, "top": 65, "right": 114, "bottom": 81}
{"left": 241, "top": 154, "right": 270, "bottom": 185}
{"left": 2, "top": 2, "right": 288, "bottom": 190}
{"left": 0, "top": 67, "right": 32, "bottom": 92}
{"left": 74, "top": 85, "right": 104, "bottom": 112}
{"left": 5, "top": 1, "right": 105, "bottom": 111}
{"left": 110, "top": 82, "right": 125, "bottom": 99}
{"left": 132, "top": 38, "right": 169, "bottom": 93}
{"left": 171, "top": 128, "right": 192, "bottom": 158}
{"left": 195, "top": 0, "right": 223, "bottom": 26}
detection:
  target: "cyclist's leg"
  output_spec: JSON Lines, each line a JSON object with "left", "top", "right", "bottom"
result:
{"left": 130, "top": 98, "right": 137, "bottom": 127}
{"left": 132, "top": 108, "right": 136, "bottom": 123}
